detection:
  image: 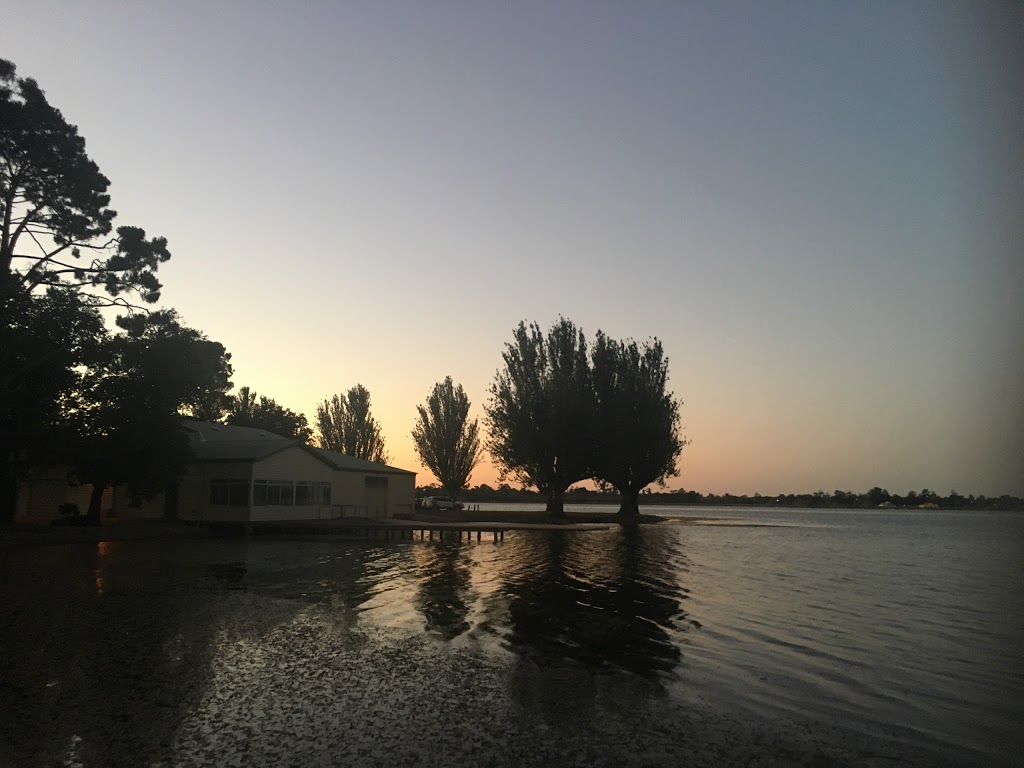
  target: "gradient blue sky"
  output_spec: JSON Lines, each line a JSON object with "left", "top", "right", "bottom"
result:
{"left": 5, "top": 1, "right": 1022, "bottom": 495}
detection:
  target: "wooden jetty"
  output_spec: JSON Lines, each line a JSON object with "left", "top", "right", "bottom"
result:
{"left": 209, "top": 518, "right": 609, "bottom": 543}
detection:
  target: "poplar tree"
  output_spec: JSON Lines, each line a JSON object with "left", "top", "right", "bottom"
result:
{"left": 411, "top": 377, "right": 482, "bottom": 500}
{"left": 315, "top": 384, "right": 389, "bottom": 463}
{"left": 590, "top": 332, "right": 683, "bottom": 518}
{"left": 484, "top": 319, "right": 594, "bottom": 517}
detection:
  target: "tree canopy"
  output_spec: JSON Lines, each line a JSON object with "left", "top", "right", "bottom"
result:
{"left": 591, "top": 332, "right": 683, "bottom": 517}
{"left": 315, "top": 384, "right": 389, "bottom": 463}
{"left": 484, "top": 319, "right": 686, "bottom": 518}
{"left": 225, "top": 386, "right": 311, "bottom": 441}
{"left": 484, "top": 319, "right": 595, "bottom": 516}
{"left": 69, "top": 312, "right": 233, "bottom": 522}
{"left": 0, "top": 59, "right": 169, "bottom": 312}
{"left": 412, "top": 377, "right": 482, "bottom": 499}
{"left": 0, "top": 58, "right": 174, "bottom": 522}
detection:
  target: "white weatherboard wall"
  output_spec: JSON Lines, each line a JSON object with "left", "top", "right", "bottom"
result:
{"left": 15, "top": 467, "right": 160, "bottom": 521}
{"left": 177, "top": 466, "right": 208, "bottom": 521}
{"left": 388, "top": 474, "right": 415, "bottom": 518}
{"left": 332, "top": 471, "right": 366, "bottom": 515}
{"left": 16, "top": 472, "right": 97, "bottom": 520}
{"left": 14, "top": 442, "right": 418, "bottom": 523}
{"left": 250, "top": 446, "right": 335, "bottom": 523}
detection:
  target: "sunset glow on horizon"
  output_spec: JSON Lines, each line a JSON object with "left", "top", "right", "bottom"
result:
{"left": 3, "top": 1, "right": 1020, "bottom": 497}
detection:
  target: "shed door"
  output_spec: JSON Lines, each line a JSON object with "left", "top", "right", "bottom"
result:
{"left": 364, "top": 476, "right": 389, "bottom": 519}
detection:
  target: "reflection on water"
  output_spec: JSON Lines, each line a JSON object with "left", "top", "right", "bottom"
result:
{"left": 403, "top": 526, "right": 693, "bottom": 678}
{"left": 494, "top": 527, "right": 689, "bottom": 677}
{"left": 205, "top": 560, "right": 248, "bottom": 589}
{"left": 1, "top": 511, "right": 1020, "bottom": 767}
{"left": 413, "top": 541, "right": 473, "bottom": 639}
{"left": 0, "top": 540, "right": 224, "bottom": 767}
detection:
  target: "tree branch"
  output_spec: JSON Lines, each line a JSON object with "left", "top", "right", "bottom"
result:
{"left": 17, "top": 240, "right": 72, "bottom": 289}
{"left": 4, "top": 205, "right": 36, "bottom": 261}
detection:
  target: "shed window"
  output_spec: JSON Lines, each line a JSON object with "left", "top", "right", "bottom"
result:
{"left": 262, "top": 481, "right": 292, "bottom": 505}
{"left": 252, "top": 480, "right": 331, "bottom": 506}
{"left": 365, "top": 476, "right": 388, "bottom": 489}
{"left": 210, "top": 479, "right": 250, "bottom": 506}
{"left": 318, "top": 482, "right": 331, "bottom": 506}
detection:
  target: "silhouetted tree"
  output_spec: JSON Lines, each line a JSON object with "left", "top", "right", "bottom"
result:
{"left": 1, "top": 289, "right": 105, "bottom": 516}
{"left": 0, "top": 59, "right": 170, "bottom": 308}
{"left": 411, "top": 377, "right": 482, "bottom": 499}
{"left": 70, "top": 313, "right": 232, "bottom": 523}
{"left": 314, "top": 384, "right": 388, "bottom": 463}
{"left": 115, "top": 311, "right": 233, "bottom": 420}
{"left": 186, "top": 391, "right": 231, "bottom": 423}
{"left": 866, "top": 486, "right": 891, "bottom": 507}
{"left": 225, "top": 386, "right": 311, "bottom": 441}
{"left": 0, "top": 58, "right": 171, "bottom": 522}
{"left": 590, "top": 332, "right": 683, "bottom": 518}
{"left": 485, "top": 319, "right": 594, "bottom": 517}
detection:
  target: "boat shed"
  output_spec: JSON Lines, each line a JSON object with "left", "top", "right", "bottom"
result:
{"left": 178, "top": 420, "right": 416, "bottom": 522}
{"left": 15, "top": 420, "right": 416, "bottom": 523}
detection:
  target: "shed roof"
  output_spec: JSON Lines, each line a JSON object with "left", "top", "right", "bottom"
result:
{"left": 307, "top": 446, "right": 415, "bottom": 476}
{"left": 191, "top": 439, "right": 298, "bottom": 463}
{"left": 179, "top": 421, "right": 415, "bottom": 476}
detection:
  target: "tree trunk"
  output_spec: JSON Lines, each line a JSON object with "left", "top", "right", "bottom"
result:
{"left": 617, "top": 487, "right": 641, "bottom": 520}
{"left": 0, "top": 454, "right": 16, "bottom": 524}
{"left": 545, "top": 486, "right": 566, "bottom": 518}
{"left": 163, "top": 480, "right": 179, "bottom": 520}
{"left": 86, "top": 483, "right": 105, "bottom": 526}
{"left": 0, "top": 410, "right": 17, "bottom": 523}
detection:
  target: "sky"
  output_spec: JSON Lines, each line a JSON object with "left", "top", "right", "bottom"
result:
{"left": 4, "top": 1, "right": 1022, "bottom": 496}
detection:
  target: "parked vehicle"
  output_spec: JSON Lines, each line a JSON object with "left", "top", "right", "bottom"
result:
{"left": 420, "top": 496, "right": 463, "bottom": 510}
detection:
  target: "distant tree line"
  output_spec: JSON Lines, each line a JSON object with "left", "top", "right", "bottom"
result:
{"left": 415, "top": 483, "right": 1024, "bottom": 511}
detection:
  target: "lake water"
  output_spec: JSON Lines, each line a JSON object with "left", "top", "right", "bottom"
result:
{"left": 1, "top": 506, "right": 1021, "bottom": 767}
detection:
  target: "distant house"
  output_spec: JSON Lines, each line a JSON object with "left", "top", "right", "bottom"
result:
{"left": 15, "top": 420, "right": 416, "bottom": 523}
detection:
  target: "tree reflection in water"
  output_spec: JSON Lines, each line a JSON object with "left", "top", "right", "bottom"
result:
{"left": 241, "top": 539, "right": 376, "bottom": 624}
{"left": 497, "top": 526, "right": 690, "bottom": 678}
{"left": 413, "top": 537, "right": 473, "bottom": 639}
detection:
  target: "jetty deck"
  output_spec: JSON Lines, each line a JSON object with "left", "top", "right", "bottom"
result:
{"left": 213, "top": 517, "right": 610, "bottom": 542}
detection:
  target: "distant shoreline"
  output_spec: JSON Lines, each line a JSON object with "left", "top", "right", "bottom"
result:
{"left": 429, "top": 488, "right": 1024, "bottom": 512}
